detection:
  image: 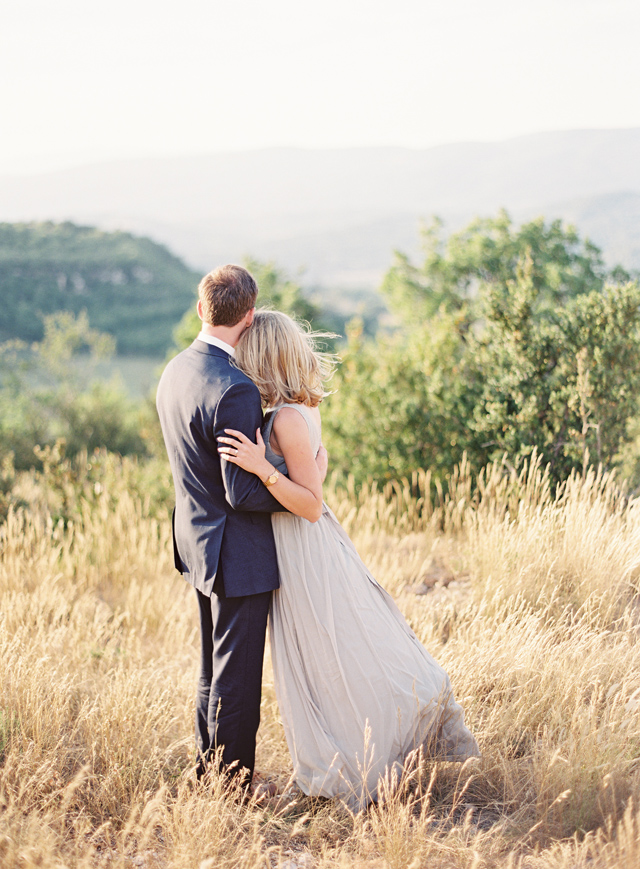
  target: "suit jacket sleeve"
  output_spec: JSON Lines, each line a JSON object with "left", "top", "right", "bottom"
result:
{"left": 215, "top": 380, "right": 289, "bottom": 513}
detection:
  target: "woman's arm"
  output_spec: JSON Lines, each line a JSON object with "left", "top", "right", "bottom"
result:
{"left": 217, "top": 408, "right": 323, "bottom": 522}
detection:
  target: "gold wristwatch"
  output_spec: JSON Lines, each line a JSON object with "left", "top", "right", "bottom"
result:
{"left": 264, "top": 469, "right": 280, "bottom": 488}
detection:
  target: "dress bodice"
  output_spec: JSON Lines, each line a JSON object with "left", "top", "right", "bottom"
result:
{"left": 262, "top": 404, "right": 322, "bottom": 475}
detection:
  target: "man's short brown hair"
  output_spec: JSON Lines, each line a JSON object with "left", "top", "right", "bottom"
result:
{"left": 198, "top": 264, "right": 258, "bottom": 327}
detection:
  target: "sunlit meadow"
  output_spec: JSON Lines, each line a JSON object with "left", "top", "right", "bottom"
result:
{"left": 2, "top": 447, "right": 640, "bottom": 868}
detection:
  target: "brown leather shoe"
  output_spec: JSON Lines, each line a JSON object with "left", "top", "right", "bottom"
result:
{"left": 250, "top": 771, "right": 279, "bottom": 802}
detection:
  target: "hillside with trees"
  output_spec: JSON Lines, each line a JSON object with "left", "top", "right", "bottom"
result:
{"left": 0, "top": 222, "right": 199, "bottom": 355}
{"left": 3, "top": 212, "right": 640, "bottom": 491}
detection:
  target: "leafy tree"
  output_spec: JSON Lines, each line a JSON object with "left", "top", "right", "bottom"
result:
{"left": 382, "top": 210, "right": 624, "bottom": 326}
{"left": 468, "top": 257, "right": 640, "bottom": 478}
{"left": 0, "top": 341, "right": 48, "bottom": 469}
{"left": 325, "top": 213, "right": 640, "bottom": 485}
{"left": 0, "top": 312, "right": 148, "bottom": 469}
{"left": 322, "top": 313, "right": 475, "bottom": 483}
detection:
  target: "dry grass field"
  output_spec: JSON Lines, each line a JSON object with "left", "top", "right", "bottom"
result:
{"left": 2, "top": 449, "right": 640, "bottom": 868}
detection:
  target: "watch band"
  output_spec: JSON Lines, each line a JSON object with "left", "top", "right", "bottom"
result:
{"left": 264, "top": 469, "right": 280, "bottom": 488}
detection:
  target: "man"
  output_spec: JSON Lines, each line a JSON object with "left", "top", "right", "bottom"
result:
{"left": 156, "top": 264, "right": 326, "bottom": 794}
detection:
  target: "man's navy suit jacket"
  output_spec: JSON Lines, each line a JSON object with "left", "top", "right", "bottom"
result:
{"left": 156, "top": 339, "right": 286, "bottom": 598}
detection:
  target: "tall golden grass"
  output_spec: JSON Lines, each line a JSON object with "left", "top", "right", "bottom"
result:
{"left": 2, "top": 450, "right": 640, "bottom": 867}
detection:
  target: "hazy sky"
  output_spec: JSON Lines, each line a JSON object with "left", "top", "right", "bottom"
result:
{"left": 2, "top": 0, "right": 640, "bottom": 174}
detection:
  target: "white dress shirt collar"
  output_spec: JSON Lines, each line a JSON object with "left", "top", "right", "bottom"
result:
{"left": 196, "top": 331, "right": 235, "bottom": 357}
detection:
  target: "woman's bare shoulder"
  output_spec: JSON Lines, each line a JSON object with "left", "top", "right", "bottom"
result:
{"left": 272, "top": 406, "right": 314, "bottom": 447}
{"left": 273, "top": 405, "right": 310, "bottom": 429}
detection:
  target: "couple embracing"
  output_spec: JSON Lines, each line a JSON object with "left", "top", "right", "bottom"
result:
{"left": 156, "top": 264, "right": 478, "bottom": 811}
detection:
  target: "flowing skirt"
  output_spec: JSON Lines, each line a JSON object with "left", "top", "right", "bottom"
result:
{"left": 269, "top": 505, "right": 479, "bottom": 810}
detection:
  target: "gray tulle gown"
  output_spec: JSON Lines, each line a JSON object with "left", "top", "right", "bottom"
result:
{"left": 264, "top": 404, "right": 479, "bottom": 810}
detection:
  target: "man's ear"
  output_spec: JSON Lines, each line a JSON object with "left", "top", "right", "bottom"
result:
{"left": 245, "top": 307, "right": 255, "bottom": 327}
{"left": 197, "top": 299, "right": 204, "bottom": 321}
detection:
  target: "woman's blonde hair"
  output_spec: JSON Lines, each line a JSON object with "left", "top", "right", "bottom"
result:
{"left": 234, "top": 310, "right": 337, "bottom": 408}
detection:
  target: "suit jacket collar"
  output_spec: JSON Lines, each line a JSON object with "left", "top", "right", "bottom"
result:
{"left": 191, "top": 338, "right": 232, "bottom": 359}
{"left": 196, "top": 332, "right": 236, "bottom": 356}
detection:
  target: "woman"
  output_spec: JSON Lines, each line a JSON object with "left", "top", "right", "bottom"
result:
{"left": 218, "top": 310, "right": 479, "bottom": 810}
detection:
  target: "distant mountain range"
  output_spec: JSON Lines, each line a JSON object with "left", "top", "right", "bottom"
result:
{"left": 1, "top": 128, "right": 639, "bottom": 288}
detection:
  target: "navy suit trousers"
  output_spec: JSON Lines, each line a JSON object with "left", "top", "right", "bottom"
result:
{"left": 195, "top": 573, "right": 271, "bottom": 788}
